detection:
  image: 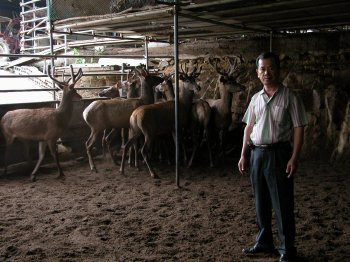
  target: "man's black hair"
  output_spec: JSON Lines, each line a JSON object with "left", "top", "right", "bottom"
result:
{"left": 256, "top": 52, "right": 280, "bottom": 69}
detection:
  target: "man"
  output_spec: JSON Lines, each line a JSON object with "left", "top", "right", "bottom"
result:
{"left": 238, "top": 52, "right": 308, "bottom": 262}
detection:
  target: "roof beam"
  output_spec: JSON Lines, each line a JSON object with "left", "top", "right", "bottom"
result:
{"left": 178, "top": 10, "right": 270, "bottom": 34}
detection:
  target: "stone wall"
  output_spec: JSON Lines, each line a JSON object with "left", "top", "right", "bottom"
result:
{"left": 2, "top": 32, "right": 349, "bottom": 165}
{"left": 106, "top": 32, "right": 350, "bottom": 162}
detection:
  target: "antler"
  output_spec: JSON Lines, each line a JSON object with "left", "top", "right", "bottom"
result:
{"left": 48, "top": 65, "right": 83, "bottom": 88}
{"left": 180, "top": 62, "right": 189, "bottom": 75}
{"left": 134, "top": 66, "right": 149, "bottom": 77}
{"left": 190, "top": 65, "right": 202, "bottom": 77}
{"left": 208, "top": 57, "right": 228, "bottom": 77}
{"left": 70, "top": 65, "right": 83, "bottom": 84}
{"left": 226, "top": 55, "right": 243, "bottom": 77}
{"left": 48, "top": 65, "right": 65, "bottom": 88}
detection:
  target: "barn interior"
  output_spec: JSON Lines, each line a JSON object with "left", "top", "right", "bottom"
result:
{"left": 1, "top": 0, "right": 350, "bottom": 164}
{"left": 0, "top": 1, "right": 350, "bottom": 261}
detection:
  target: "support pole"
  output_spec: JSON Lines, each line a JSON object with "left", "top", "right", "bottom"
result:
{"left": 269, "top": 30, "right": 273, "bottom": 52}
{"left": 47, "top": 0, "right": 56, "bottom": 101}
{"left": 144, "top": 36, "right": 149, "bottom": 70}
{"left": 173, "top": 1, "right": 180, "bottom": 187}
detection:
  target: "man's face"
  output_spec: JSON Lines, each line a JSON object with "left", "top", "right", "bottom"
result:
{"left": 256, "top": 58, "right": 280, "bottom": 87}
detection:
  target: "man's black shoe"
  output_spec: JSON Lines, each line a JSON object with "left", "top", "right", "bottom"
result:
{"left": 242, "top": 245, "right": 276, "bottom": 255}
{"left": 279, "top": 253, "right": 296, "bottom": 262}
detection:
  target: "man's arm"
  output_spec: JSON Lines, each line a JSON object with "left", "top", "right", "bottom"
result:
{"left": 238, "top": 125, "right": 253, "bottom": 175}
{"left": 286, "top": 126, "right": 304, "bottom": 178}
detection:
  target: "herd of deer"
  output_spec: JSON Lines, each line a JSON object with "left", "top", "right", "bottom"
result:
{"left": 0, "top": 57, "right": 245, "bottom": 181}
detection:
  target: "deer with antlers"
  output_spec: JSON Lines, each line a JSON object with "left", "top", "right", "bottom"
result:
{"left": 207, "top": 56, "right": 245, "bottom": 158}
{"left": 119, "top": 64, "right": 201, "bottom": 178}
{"left": 0, "top": 65, "right": 83, "bottom": 181}
{"left": 83, "top": 67, "right": 163, "bottom": 173}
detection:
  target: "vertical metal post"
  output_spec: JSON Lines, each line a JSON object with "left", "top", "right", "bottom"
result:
{"left": 144, "top": 36, "right": 149, "bottom": 70}
{"left": 33, "top": 1, "right": 37, "bottom": 53}
{"left": 121, "top": 63, "right": 125, "bottom": 96}
{"left": 47, "top": 0, "right": 56, "bottom": 100}
{"left": 269, "top": 30, "right": 273, "bottom": 52}
{"left": 64, "top": 29, "right": 68, "bottom": 66}
{"left": 20, "top": 0, "right": 25, "bottom": 52}
{"left": 173, "top": 1, "right": 180, "bottom": 187}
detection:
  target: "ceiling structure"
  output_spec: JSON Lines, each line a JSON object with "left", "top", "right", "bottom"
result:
{"left": 52, "top": 0, "right": 350, "bottom": 45}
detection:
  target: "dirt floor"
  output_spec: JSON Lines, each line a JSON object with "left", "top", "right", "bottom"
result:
{"left": 0, "top": 153, "right": 349, "bottom": 262}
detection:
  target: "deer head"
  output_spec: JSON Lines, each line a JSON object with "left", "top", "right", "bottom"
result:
{"left": 48, "top": 65, "right": 83, "bottom": 101}
{"left": 179, "top": 62, "right": 202, "bottom": 93}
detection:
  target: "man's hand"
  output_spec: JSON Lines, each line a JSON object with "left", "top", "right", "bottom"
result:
{"left": 286, "top": 158, "right": 298, "bottom": 178}
{"left": 238, "top": 156, "right": 248, "bottom": 175}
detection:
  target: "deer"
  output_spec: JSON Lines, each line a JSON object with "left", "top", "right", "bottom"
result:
{"left": 98, "top": 85, "right": 120, "bottom": 99}
{"left": 147, "top": 75, "right": 176, "bottom": 164}
{"left": 99, "top": 76, "right": 143, "bottom": 166}
{"left": 97, "top": 80, "right": 130, "bottom": 159}
{"left": 206, "top": 56, "right": 245, "bottom": 159}
{"left": 83, "top": 67, "right": 163, "bottom": 173}
{"left": 154, "top": 75, "right": 175, "bottom": 102}
{"left": 187, "top": 98, "right": 213, "bottom": 168}
{"left": 119, "top": 65, "right": 201, "bottom": 178}
{"left": 98, "top": 70, "right": 143, "bottom": 158}
{"left": 0, "top": 65, "right": 83, "bottom": 181}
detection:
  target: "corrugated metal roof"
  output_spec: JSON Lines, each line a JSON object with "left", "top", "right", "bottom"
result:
{"left": 51, "top": 0, "right": 350, "bottom": 43}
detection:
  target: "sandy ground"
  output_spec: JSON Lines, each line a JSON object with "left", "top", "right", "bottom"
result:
{"left": 0, "top": 152, "right": 349, "bottom": 262}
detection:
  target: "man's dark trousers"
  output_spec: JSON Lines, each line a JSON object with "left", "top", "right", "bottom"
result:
{"left": 249, "top": 143, "right": 296, "bottom": 255}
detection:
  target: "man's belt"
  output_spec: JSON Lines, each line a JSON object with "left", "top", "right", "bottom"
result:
{"left": 249, "top": 141, "right": 290, "bottom": 149}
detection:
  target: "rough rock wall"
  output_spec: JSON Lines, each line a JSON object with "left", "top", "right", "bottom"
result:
{"left": 71, "top": 32, "right": 350, "bottom": 161}
{"left": 139, "top": 32, "right": 350, "bottom": 162}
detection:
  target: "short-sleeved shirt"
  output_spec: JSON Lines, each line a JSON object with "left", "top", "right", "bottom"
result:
{"left": 242, "top": 84, "right": 308, "bottom": 145}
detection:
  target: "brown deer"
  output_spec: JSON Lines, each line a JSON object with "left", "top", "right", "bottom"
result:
{"left": 207, "top": 56, "right": 245, "bottom": 158}
{"left": 119, "top": 65, "right": 201, "bottom": 178}
{"left": 83, "top": 67, "right": 163, "bottom": 173}
{"left": 0, "top": 65, "right": 83, "bottom": 181}
{"left": 187, "top": 98, "right": 213, "bottom": 168}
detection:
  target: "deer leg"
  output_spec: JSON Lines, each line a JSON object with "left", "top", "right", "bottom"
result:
{"left": 47, "top": 140, "right": 64, "bottom": 180}
{"left": 86, "top": 131, "right": 98, "bottom": 173}
{"left": 120, "top": 136, "right": 137, "bottom": 175}
{"left": 219, "top": 129, "right": 228, "bottom": 156}
{"left": 121, "top": 127, "right": 128, "bottom": 147}
{"left": 133, "top": 141, "right": 139, "bottom": 170}
{"left": 127, "top": 129, "right": 134, "bottom": 166}
{"left": 188, "top": 127, "right": 200, "bottom": 168}
{"left": 102, "top": 129, "right": 107, "bottom": 159}
{"left": 164, "top": 140, "right": 171, "bottom": 166}
{"left": 205, "top": 128, "right": 214, "bottom": 168}
{"left": 106, "top": 128, "right": 120, "bottom": 165}
{"left": 188, "top": 140, "right": 199, "bottom": 168}
{"left": 18, "top": 139, "right": 33, "bottom": 167}
{"left": 127, "top": 146, "right": 134, "bottom": 166}
{"left": 158, "top": 137, "right": 169, "bottom": 164}
{"left": 140, "top": 138, "right": 159, "bottom": 179}
{"left": 172, "top": 132, "right": 187, "bottom": 166}
{"left": 30, "top": 141, "right": 47, "bottom": 182}
{"left": 1, "top": 135, "right": 15, "bottom": 176}
{"left": 181, "top": 140, "right": 188, "bottom": 166}
{"left": 1, "top": 145, "right": 9, "bottom": 176}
